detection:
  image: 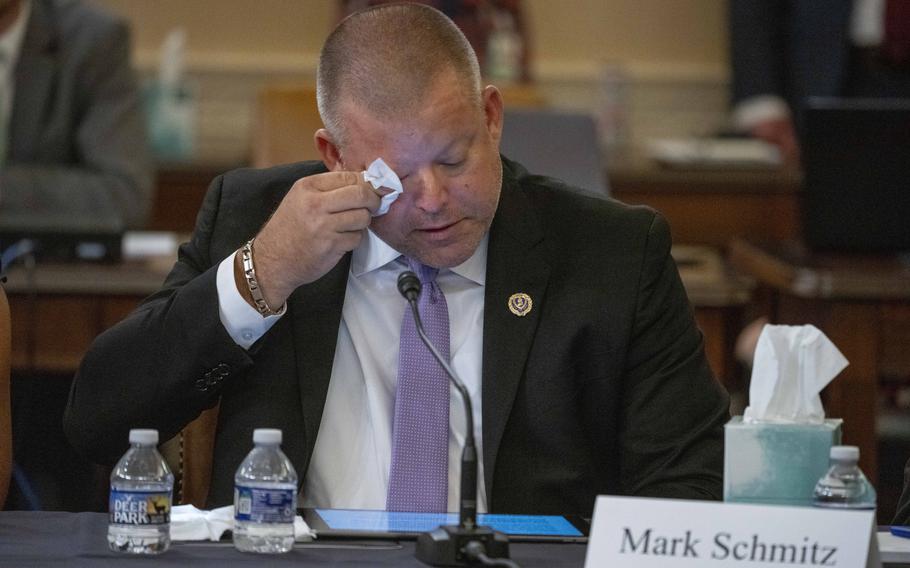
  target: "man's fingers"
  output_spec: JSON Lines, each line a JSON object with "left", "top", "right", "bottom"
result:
{"left": 321, "top": 182, "right": 383, "bottom": 214}
{"left": 332, "top": 208, "right": 373, "bottom": 233}
{"left": 336, "top": 230, "right": 365, "bottom": 253}
{"left": 305, "top": 170, "right": 364, "bottom": 191}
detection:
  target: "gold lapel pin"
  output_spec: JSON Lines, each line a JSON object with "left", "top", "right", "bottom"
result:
{"left": 507, "top": 293, "right": 533, "bottom": 317}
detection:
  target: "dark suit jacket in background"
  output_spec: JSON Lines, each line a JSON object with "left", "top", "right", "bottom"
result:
{"left": 64, "top": 157, "right": 729, "bottom": 515}
{"left": 0, "top": 0, "right": 152, "bottom": 230}
{"left": 729, "top": 0, "right": 853, "bottom": 130}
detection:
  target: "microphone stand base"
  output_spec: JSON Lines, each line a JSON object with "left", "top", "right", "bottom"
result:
{"left": 416, "top": 524, "right": 510, "bottom": 566}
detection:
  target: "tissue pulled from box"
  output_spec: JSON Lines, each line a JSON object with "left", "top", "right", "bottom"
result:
{"left": 743, "top": 324, "right": 848, "bottom": 424}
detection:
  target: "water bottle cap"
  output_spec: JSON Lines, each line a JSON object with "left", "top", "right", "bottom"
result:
{"left": 253, "top": 428, "right": 282, "bottom": 445}
{"left": 129, "top": 429, "right": 159, "bottom": 445}
{"left": 830, "top": 445, "right": 859, "bottom": 461}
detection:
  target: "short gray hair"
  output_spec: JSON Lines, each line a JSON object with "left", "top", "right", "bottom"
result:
{"left": 316, "top": 3, "right": 482, "bottom": 147}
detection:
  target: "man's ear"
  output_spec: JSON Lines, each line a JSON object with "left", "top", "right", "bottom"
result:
{"left": 315, "top": 128, "right": 343, "bottom": 170}
{"left": 482, "top": 85, "right": 504, "bottom": 146}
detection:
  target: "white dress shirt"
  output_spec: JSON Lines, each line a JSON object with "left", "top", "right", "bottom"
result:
{"left": 216, "top": 229, "right": 489, "bottom": 513}
{"left": 851, "top": 0, "right": 885, "bottom": 48}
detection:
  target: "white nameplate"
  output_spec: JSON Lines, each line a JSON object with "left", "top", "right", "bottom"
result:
{"left": 584, "top": 496, "right": 880, "bottom": 568}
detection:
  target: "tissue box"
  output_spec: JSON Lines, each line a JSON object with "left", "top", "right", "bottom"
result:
{"left": 724, "top": 416, "right": 842, "bottom": 506}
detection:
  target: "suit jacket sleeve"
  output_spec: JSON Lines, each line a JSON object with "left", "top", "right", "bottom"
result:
{"left": 64, "top": 173, "right": 252, "bottom": 465}
{"left": 619, "top": 212, "right": 729, "bottom": 500}
{"left": 729, "top": 0, "right": 787, "bottom": 106}
{"left": 1, "top": 16, "right": 152, "bottom": 229}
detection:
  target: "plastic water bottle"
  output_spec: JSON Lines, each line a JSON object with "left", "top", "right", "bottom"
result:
{"left": 107, "top": 429, "right": 174, "bottom": 554}
{"left": 812, "top": 445, "right": 876, "bottom": 509}
{"left": 233, "top": 428, "right": 298, "bottom": 553}
{"left": 597, "top": 62, "right": 629, "bottom": 156}
{"left": 486, "top": 11, "right": 523, "bottom": 83}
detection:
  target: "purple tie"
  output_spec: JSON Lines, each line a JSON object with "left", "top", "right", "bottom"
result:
{"left": 386, "top": 258, "right": 450, "bottom": 512}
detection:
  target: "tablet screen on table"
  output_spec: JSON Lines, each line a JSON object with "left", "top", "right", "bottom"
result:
{"left": 301, "top": 508, "right": 589, "bottom": 543}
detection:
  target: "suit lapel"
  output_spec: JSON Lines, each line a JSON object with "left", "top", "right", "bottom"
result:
{"left": 290, "top": 254, "right": 351, "bottom": 473}
{"left": 482, "top": 162, "right": 550, "bottom": 505}
{"left": 11, "top": 0, "right": 56, "bottom": 158}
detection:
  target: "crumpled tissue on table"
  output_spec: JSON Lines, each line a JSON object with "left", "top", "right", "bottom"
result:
{"left": 363, "top": 157, "right": 404, "bottom": 216}
{"left": 170, "top": 504, "right": 315, "bottom": 542}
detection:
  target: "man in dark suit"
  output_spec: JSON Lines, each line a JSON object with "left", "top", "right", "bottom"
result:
{"left": 65, "top": 3, "right": 728, "bottom": 515}
{"left": 1, "top": 0, "right": 150, "bottom": 512}
{"left": 0, "top": 0, "right": 152, "bottom": 230}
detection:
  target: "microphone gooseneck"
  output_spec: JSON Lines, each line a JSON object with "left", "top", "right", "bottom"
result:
{"left": 397, "top": 270, "right": 477, "bottom": 529}
{"left": 397, "top": 270, "right": 512, "bottom": 567}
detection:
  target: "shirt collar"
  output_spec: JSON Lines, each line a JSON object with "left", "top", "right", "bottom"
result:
{"left": 351, "top": 228, "right": 488, "bottom": 286}
{"left": 351, "top": 229, "right": 401, "bottom": 277}
{"left": 0, "top": 0, "right": 31, "bottom": 72}
{"left": 450, "top": 233, "right": 487, "bottom": 286}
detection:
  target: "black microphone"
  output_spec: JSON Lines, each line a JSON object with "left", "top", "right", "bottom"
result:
{"left": 396, "top": 271, "right": 512, "bottom": 567}
{"left": 397, "top": 270, "right": 421, "bottom": 303}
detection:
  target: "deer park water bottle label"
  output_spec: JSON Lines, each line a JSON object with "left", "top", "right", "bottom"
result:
{"left": 234, "top": 485, "right": 295, "bottom": 524}
{"left": 109, "top": 490, "right": 172, "bottom": 525}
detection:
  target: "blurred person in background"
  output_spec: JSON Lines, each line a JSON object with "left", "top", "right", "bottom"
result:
{"left": 0, "top": 0, "right": 150, "bottom": 512}
{"left": 729, "top": 0, "right": 910, "bottom": 166}
{"left": 0, "top": 0, "right": 152, "bottom": 231}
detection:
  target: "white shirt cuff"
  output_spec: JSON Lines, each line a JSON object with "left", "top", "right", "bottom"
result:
{"left": 216, "top": 251, "right": 285, "bottom": 350}
{"left": 732, "top": 95, "right": 791, "bottom": 132}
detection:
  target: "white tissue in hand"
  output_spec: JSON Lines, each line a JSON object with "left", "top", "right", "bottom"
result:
{"left": 743, "top": 324, "right": 848, "bottom": 424}
{"left": 363, "top": 158, "right": 404, "bottom": 216}
{"left": 170, "top": 504, "right": 315, "bottom": 542}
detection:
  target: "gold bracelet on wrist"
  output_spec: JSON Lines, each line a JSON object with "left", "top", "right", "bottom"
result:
{"left": 240, "top": 239, "right": 282, "bottom": 316}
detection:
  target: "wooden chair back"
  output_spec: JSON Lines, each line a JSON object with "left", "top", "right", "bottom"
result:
{"left": 252, "top": 86, "right": 323, "bottom": 168}
{"left": 161, "top": 405, "right": 219, "bottom": 507}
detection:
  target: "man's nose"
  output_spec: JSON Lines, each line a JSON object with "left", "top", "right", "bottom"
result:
{"left": 408, "top": 167, "right": 447, "bottom": 213}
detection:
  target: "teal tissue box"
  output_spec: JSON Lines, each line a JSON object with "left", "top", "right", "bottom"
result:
{"left": 724, "top": 416, "right": 842, "bottom": 506}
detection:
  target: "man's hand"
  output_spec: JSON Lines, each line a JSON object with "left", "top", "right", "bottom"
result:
{"left": 751, "top": 117, "right": 800, "bottom": 167}
{"left": 235, "top": 171, "right": 383, "bottom": 310}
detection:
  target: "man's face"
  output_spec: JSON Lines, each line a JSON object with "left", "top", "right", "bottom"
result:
{"left": 324, "top": 70, "right": 504, "bottom": 268}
